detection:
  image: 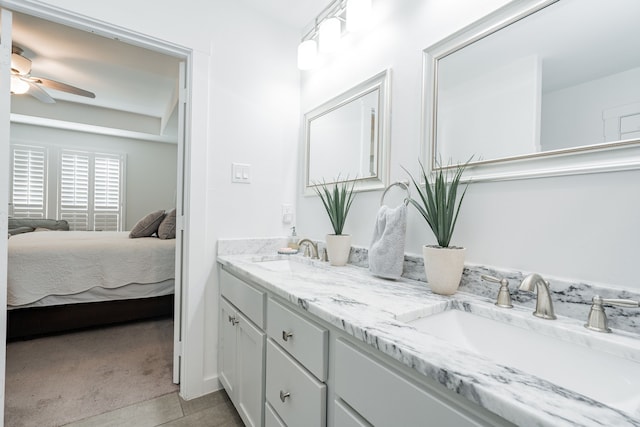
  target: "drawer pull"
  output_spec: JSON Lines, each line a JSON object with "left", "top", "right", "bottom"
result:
{"left": 228, "top": 315, "right": 239, "bottom": 326}
{"left": 279, "top": 390, "right": 291, "bottom": 402}
{"left": 282, "top": 330, "right": 293, "bottom": 341}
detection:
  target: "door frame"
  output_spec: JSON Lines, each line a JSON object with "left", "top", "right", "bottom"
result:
{"left": 0, "top": 0, "right": 193, "bottom": 391}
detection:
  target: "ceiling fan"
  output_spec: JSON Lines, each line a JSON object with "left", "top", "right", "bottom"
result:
{"left": 10, "top": 45, "right": 96, "bottom": 104}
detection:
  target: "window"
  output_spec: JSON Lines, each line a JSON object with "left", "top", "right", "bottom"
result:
{"left": 10, "top": 145, "right": 47, "bottom": 218}
{"left": 59, "top": 150, "right": 123, "bottom": 231}
{"left": 10, "top": 144, "right": 125, "bottom": 231}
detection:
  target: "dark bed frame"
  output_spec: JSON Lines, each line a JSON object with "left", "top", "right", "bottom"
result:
{"left": 7, "top": 294, "right": 174, "bottom": 341}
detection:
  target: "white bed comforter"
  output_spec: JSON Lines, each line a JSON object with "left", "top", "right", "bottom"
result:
{"left": 8, "top": 231, "right": 175, "bottom": 306}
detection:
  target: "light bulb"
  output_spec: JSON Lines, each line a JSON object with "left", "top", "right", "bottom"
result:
{"left": 346, "top": 0, "right": 372, "bottom": 33}
{"left": 10, "top": 76, "right": 30, "bottom": 95}
{"left": 319, "top": 17, "right": 341, "bottom": 53}
{"left": 297, "top": 39, "right": 318, "bottom": 70}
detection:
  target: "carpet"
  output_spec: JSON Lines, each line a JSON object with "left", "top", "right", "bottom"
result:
{"left": 5, "top": 318, "right": 179, "bottom": 427}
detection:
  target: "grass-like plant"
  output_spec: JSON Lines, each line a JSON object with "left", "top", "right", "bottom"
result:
{"left": 404, "top": 159, "right": 470, "bottom": 248}
{"left": 313, "top": 179, "right": 356, "bottom": 235}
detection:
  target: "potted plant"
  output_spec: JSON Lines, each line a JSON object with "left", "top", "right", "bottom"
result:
{"left": 404, "top": 160, "right": 470, "bottom": 295}
{"left": 313, "top": 178, "right": 356, "bottom": 266}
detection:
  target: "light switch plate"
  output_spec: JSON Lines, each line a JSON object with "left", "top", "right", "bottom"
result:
{"left": 282, "top": 204, "right": 293, "bottom": 224}
{"left": 232, "top": 163, "right": 251, "bottom": 184}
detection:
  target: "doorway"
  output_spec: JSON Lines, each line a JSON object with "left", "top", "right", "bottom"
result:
{"left": 1, "top": 3, "right": 192, "bottom": 423}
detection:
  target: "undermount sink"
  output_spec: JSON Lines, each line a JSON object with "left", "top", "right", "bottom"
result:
{"left": 409, "top": 309, "right": 640, "bottom": 416}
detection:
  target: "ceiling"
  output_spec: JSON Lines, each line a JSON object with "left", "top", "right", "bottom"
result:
{"left": 9, "top": 1, "right": 329, "bottom": 135}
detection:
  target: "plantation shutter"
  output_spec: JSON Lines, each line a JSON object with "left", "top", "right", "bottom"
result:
{"left": 11, "top": 146, "right": 46, "bottom": 218}
{"left": 59, "top": 151, "right": 90, "bottom": 230}
{"left": 93, "top": 154, "right": 121, "bottom": 231}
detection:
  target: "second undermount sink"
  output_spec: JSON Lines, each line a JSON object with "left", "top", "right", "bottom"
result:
{"left": 409, "top": 309, "right": 640, "bottom": 416}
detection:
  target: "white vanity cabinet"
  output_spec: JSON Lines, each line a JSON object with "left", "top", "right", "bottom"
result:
{"left": 219, "top": 269, "right": 266, "bottom": 427}
{"left": 265, "top": 298, "right": 328, "bottom": 427}
{"left": 218, "top": 264, "right": 513, "bottom": 427}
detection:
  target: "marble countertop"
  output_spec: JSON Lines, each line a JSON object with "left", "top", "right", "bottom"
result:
{"left": 217, "top": 253, "right": 640, "bottom": 427}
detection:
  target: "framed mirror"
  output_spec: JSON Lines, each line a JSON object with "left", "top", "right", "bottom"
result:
{"left": 422, "top": 0, "right": 640, "bottom": 181}
{"left": 304, "top": 70, "right": 390, "bottom": 194}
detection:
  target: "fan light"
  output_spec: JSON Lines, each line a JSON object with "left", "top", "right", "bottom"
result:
{"left": 346, "top": 0, "right": 372, "bottom": 32}
{"left": 319, "top": 17, "right": 341, "bottom": 53}
{"left": 297, "top": 39, "right": 318, "bottom": 70}
{"left": 10, "top": 76, "right": 29, "bottom": 95}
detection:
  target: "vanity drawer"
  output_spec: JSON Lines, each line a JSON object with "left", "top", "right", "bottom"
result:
{"left": 265, "top": 402, "right": 286, "bottom": 427}
{"left": 334, "top": 339, "right": 485, "bottom": 427}
{"left": 220, "top": 269, "right": 265, "bottom": 328}
{"left": 266, "top": 339, "right": 326, "bottom": 427}
{"left": 267, "top": 298, "right": 328, "bottom": 381}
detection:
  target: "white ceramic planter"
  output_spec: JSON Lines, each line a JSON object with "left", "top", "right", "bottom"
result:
{"left": 422, "top": 245, "right": 466, "bottom": 295}
{"left": 326, "top": 234, "right": 352, "bottom": 266}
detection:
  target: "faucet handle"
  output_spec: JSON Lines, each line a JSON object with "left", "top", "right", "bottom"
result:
{"left": 481, "top": 274, "right": 513, "bottom": 308}
{"left": 320, "top": 247, "right": 329, "bottom": 262}
{"left": 585, "top": 295, "right": 640, "bottom": 333}
{"left": 303, "top": 244, "right": 311, "bottom": 257}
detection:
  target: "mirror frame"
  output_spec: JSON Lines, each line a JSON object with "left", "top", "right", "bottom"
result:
{"left": 421, "top": 0, "right": 640, "bottom": 182}
{"left": 303, "top": 69, "right": 391, "bottom": 195}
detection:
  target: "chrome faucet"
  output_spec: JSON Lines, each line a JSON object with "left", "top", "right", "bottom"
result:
{"left": 584, "top": 295, "right": 639, "bottom": 333}
{"left": 297, "top": 238, "right": 318, "bottom": 259}
{"left": 518, "top": 273, "right": 556, "bottom": 320}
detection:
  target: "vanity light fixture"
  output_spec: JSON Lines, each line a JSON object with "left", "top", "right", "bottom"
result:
{"left": 346, "top": 0, "right": 372, "bottom": 32}
{"left": 297, "top": 0, "right": 374, "bottom": 70}
{"left": 319, "top": 17, "right": 341, "bottom": 53}
{"left": 297, "top": 39, "right": 318, "bottom": 70}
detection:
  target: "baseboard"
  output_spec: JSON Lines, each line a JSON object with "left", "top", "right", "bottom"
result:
{"left": 203, "top": 374, "right": 223, "bottom": 395}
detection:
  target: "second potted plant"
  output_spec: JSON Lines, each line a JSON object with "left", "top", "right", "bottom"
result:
{"left": 314, "top": 178, "right": 356, "bottom": 266}
{"left": 405, "top": 160, "right": 470, "bottom": 295}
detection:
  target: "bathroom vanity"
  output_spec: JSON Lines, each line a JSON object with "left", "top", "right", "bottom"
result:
{"left": 217, "top": 250, "right": 640, "bottom": 427}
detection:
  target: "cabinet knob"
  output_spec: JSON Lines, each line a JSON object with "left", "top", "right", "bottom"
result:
{"left": 282, "top": 330, "right": 293, "bottom": 341}
{"left": 228, "top": 315, "right": 239, "bottom": 326}
{"left": 279, "top": 390, "right": 290, "bottom": 403}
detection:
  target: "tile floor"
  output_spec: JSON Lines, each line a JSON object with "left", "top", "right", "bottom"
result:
{"left": 64, "top": 389, "right": 244, "bottom": 427}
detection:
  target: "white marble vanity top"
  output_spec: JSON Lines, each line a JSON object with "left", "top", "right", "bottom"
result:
{"left": 217, "top": 253, "right": 640, "bottom": 427}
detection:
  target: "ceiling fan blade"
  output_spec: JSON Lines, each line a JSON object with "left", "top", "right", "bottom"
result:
{"left": 26, "top": 81, "right": 56, "bottom": 104}
{"left": 31, "top": 76, "right": 96, "bottom": 99}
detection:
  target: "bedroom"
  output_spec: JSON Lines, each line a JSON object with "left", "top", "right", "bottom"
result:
{"left": 4, "top": 9, "right": 184, "bottom": 424}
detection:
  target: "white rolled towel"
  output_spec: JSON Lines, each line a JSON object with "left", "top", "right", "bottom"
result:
{"left": 368, "top": 204, "right": 407, "bottom": 279}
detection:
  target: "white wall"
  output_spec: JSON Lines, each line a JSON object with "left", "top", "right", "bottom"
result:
{"left": 297, "top": 0, "right": 640, "bottom": 291}
{"left": 541, "top": 67, "right": 640, "bottom": 151}
{"left": 7, "top": 0, "right": 300, "bottom": 400}
{"left": 10, "top": 123, "right": 178, "bottom": 230}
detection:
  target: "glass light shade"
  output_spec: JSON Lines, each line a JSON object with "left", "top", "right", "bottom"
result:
{"left": 346, "top": 0, "right": 372, "bottom": 32}
{"left": 297, "top": 39, "right": 318, "bottom": 70}
{"left": 319, "top": 17, "right": 341, "bottom": 53}
{"left": 10, "top": 76, "right": 30, "bottom": 94}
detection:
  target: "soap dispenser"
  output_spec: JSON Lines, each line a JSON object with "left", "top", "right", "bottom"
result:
{"left": 288, "top": 227, "right": 299, "bottom": 250}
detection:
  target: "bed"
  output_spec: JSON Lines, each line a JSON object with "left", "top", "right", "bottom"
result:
{"left": 7, "top": 228, "right": 176, "bottom": 340}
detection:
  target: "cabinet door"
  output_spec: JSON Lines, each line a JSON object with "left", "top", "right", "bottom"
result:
{"left": 236, "top": 310, "right": 266, "bottom": 427}
{"left": 335, "top": 339, "right": 486, "bottom": 427}
{"left": 219, "top": 297, "right": 237, "bottom": 397}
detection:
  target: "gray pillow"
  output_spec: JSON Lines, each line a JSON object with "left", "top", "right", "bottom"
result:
{"left": 129, "top": 210, "right": 165, "bottom": 238}
{"left": 158, "top": 208, "right": 176, "bottom": 240}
